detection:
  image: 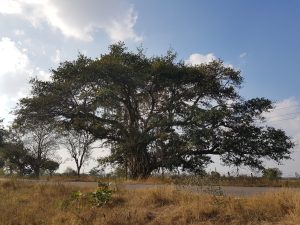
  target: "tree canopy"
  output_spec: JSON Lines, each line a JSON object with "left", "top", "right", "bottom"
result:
{"left": 0, "top": 119, "right": 60, "bottom": 176}
{"left": 16, "top": 43, "right": 294, "bottom": 178}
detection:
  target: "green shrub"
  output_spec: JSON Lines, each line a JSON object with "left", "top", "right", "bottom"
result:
{"left": 262, "top": 168, "right": 282, "bottom": 180}
{"left": 91, "top": 187, "right": 112, "bottom": 206}
{"left": 70, "top": 190, "right": 82, "bottom": 200}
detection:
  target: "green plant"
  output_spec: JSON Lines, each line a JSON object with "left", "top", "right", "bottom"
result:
{"left": 70, "top": 190, "right": 82, "bottom": 200}
{"left": 210, "top": 171, "right": 221, "bottom": 179}
{"left": 91, "top": 187, "right": 112, "bottom": 206}
{"left": 262, "top": 168, "right": 282, "bottom": 180}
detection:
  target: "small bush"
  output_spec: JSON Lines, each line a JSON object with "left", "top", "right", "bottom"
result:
{"left": 70, "top": 190, "right": 82, "bottom": 200}
{"left": 91, "top": 187, "right": 112, "bottom": 206}
{"left": 263, "top": 168, "right": 282, "bottom": 180}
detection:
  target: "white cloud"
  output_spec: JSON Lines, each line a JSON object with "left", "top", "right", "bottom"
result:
{"left": 0, "top": 37, "right": 31, "bottom": 95}
{"left": 239, "top": 52, "right": 247, "bottom": 58}
{"left": 14, "top": 29, "right": 25, "bottom": 36}
{"left": 185, "top": 53, "right": 216, "bottom": 65}
{"left": 262, "top": 97, "right": 300, "bottom": 176}
{"left": 0, "top": 0, "right": 141, "bottom": 42}
{"left": 0, "top": 37, "right": 49, "bottom": 124}
{"left": 185, "top": 52, "right": 234, "bottom": 68}
{"left": 0, "top": 0, "right": 22, "bottom": 14}
{"left": 264, "top": 97, "right": 300, "bottom": 137}
{"left": 51, "top": 49, "right": 61, "bottom": 65}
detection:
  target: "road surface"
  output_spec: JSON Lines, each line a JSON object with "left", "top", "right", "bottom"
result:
{"left": 1, "top": 178, "right": 299, "bottom": 196}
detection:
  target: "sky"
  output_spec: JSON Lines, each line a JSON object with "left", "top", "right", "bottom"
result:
{"left": 0, "top": 0, "right": 300, "bottom": 176}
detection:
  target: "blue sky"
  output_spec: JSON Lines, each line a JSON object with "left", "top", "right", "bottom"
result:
{"left": 0, "top": 0, "right": 299, "bottom": 175}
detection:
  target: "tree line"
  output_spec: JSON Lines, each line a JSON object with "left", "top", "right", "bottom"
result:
{"left": 0, "top": 118, "right": 95, "bottom": 177}
{"left": 0, "top": 43, "right": 295, "bottom": 179}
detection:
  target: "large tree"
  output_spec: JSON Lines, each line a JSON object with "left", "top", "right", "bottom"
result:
{"left": 16, "top": 43, "right": 294, "bottom": 178}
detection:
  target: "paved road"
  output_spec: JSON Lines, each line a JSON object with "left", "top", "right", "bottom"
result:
{"left": 118, "top": 183, "right": 300, "bottom": 196}
{"left": 1, "top": 178, "right": 299, "bottom": 196}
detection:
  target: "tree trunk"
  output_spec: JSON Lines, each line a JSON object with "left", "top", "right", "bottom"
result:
{"left": 127, "top": 146, "right": 152, "bottom": 179}
{"left": 34, "top": 167, "right": 40, "bottom": 178}
{"left": 76, "top": 164, "right": 81, "bottom": 177}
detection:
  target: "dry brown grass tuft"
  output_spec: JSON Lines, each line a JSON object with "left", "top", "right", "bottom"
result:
{"left": 0, "top": 180, "right": 300, "bottom": 225}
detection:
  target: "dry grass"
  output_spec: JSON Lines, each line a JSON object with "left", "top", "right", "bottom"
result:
{"left": 0, "top": 179, "right": 300, "bottom": 225}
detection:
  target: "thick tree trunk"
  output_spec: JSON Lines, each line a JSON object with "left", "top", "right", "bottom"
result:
{"left": 34, "top": 167, "right": 40, "bottom": 178}
{"left": 127, "top": 146, "right": 153, "bottom": 179}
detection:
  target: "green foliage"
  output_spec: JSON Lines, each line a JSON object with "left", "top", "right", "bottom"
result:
{"left": 6, "top": 119, "right": 59, "bottom": 177}
{"left": 113, "top": 165, "right": 127, "bottom": 178}
{"left": 15, "top": 43, "right": 294, "bottom": 178}
{"left": 0, "top": 119, "right": 5, "bottom": 148}
{"left": 63, "top": 167, "right": 77, "bottom": 176}
{"left": 70, "top": 187, "right": 112, "bottom": 207}
{"left": 91, "top": 187, "right": 112, "bottom": 206}
{"left": 70, "top": 190, "right": 82, "bottom": 200}
{"left": 210, "top": 171, "right": 221, "bottom": 179}
{"left": 262, "top": 168, "right": 282, "bottom": 180}
{"left": 43, "top": 160, "right": 60, "bottom": 175}
{"left": 0, "top": 142, "right": 33, "bottom": 175}
{"left": 89, "top": 166, "right": 105, "bottom": 177}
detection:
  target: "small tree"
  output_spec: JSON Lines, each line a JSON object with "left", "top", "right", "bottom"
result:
{"left": 43, "top": 160, "right": 60, "bottom": 176}
{"left": 63, "top": 167, "right": 77, "bottom": 176}
{"left": 89, "top": 166, "right": 105, "bottom": 177}
{"left": 262, "top": 168, "right": 282, "bottom": 180}
{"left": 210, "top": 171, "right": 221, "bottom": 179}
{"left": 0, "top": 142, "right": 33, "bottom": 176}
{"left": 11, "top": 119, "right": 58, "bottom": 177}
{"left": 61, "top": 129, "right": 96, "bottom": 177}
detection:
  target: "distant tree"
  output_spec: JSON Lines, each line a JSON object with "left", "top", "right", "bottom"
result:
{"left": 43, "top": 160, "right": 60, "bottom": 176}
{"left": 63, "top": 167, "right": 77, "bottom": 176}
{"left": 0, "top": 119, "right": 5, "bottom": 148}
{"left": 262, "top": 168, "right": 282, "bottom": 180}
{"left": 0, "top": 142, "right": 33, "bottom": 176}
{"left": 210, "top": 171, "right": 221, "bottom": 179}
{"left": 89, "top": 166, "right": 105, "bottom": 177}
{"left": 11, "top": 119, "right": 58, "bottom": 177}
{"left": 0, "top": 159, "right": 4, "bottom": 169}
{"left": 15, "top": 43, "right": 295, "bottom": 178}
{"left": 60, "top": 129, "right": 96, "bottom": 177}
{"left": 0, "top": 121, "right": 5, "bottom": 169}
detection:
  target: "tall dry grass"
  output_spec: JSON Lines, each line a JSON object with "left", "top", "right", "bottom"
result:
{"left": 0, "top": 179, "right": 300, "bottom": 225}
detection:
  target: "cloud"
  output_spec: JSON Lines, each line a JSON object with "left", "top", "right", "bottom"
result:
{"left": 0, "top": 37, "right": 49, "bottom": 124}
{"left": 0, "top": 0, "right": 141, "bottom": 42}
{"left": 185, "top": 53, "right": 234, "bottom": 68}
{"left": 262, "top": 97, "right": 300, "bottom": 176}
{"left": 51, "top": 49, "right": 61, "bottom": 65}
{"left": 14, "top": 29, "right": 25, "bottom": 36}
{"left": 239, "top": 52, "right": 247, "bottom": 58}
{"left": 0, "top": 37, "right": 31, "bottom": 96}
{"left": 185, "top": 53, "right": 216, "bottom": 65}
{"left": 264, "top": 97, "right": 300, "bottom": 138}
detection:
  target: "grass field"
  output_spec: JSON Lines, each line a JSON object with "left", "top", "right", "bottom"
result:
{"left": 0, "top": 179, "right": 300, "bottom": 225}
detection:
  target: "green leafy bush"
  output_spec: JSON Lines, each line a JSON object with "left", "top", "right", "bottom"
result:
{"left": 262, "top": 168, "right": 282, "bottom": 180}
{"left": 91, "top": 187, "right": 112, "bottom": 206}
{"left": 70, "top": 190, "right": 82, "bottom": 200}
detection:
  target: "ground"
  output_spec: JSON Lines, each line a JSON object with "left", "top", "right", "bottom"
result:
{"left": 0, "top": 179, "right": 300, "bottom": 225}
